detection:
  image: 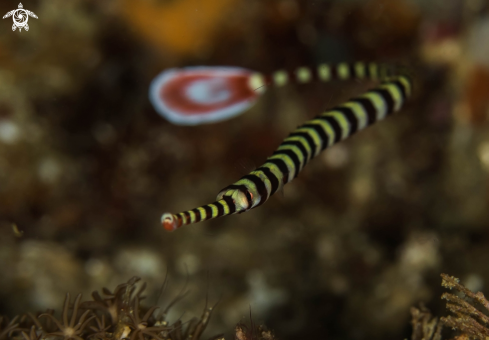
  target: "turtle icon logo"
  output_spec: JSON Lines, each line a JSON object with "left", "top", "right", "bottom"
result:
{"left": 3, "top": 3, "right": 38, "bottom": 32}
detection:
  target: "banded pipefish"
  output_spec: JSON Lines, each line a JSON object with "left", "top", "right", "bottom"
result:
{"left": 161, "top": 62, "right": 412, "bottom": 231}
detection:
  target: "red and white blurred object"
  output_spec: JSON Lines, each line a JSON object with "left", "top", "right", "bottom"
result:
{"left": 149, "top": 66, "right": 264, "bottom": 125}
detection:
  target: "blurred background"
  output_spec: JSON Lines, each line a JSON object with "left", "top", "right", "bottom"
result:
{"left": 1, "top": 0, "right": 489, "bottom": 339}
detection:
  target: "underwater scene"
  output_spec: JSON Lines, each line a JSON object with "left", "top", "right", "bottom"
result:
{"left": 1, "top": 0, "right": 489, "bottom": 339}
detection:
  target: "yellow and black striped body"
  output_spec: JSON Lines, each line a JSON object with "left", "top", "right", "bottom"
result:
{"left": 162, "top": 62, "right": 412, "bottom": 231}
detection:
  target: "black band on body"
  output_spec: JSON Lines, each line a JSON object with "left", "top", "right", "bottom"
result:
{"left": 183, "top": 211, "right": 191, "bottom": 224}
{"left": 266, "top": 158, "right": 290, "bottom": 184}
{"left": 280, "top": 141, "right": 307, "bottom": 169}
{"left": 351, "top": 97, "right": 377, "bottom": 126}
{"left": 316, "top": 115, "right": 342, "bottom": 144}
{"left": 222, "top": 195, "right": 236, "bottom": 214}
{"left": 176, "top": 214, "right": 183, "bottom": 227}
{"left": 203, "top": 205, "right": 213, "bottom": 220}
{"left": 301, "top": 123, "right": 329, "bottom": 151}
{"left": 333, "top": 106, "right": 358, "bottom": 136}
{"left": 257, "top": 166, "right": 280, "bottom": 196}
{"left": 192, "top": 208, "right": 202, "bottom": 223}
{"left": 349, "top": 63, "right": 357, "bottom": 78}
{"left": 289, "top": 131, "right": 316, "bottom": 160}
{"left": 214, "top": 201, "right": 225, "bottom": 217}
{"left": 371, "top": 88, "right": 395, "bottom": 115}
{"left": 272, "top": 149, "right": 301, "bottom": 178}
{"left": 391, "top": 80, "right": 407, "bottom": 102}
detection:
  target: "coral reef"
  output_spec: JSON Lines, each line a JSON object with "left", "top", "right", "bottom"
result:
{"left": 0, "top": 277, "right": 227, "bottom": 340}
{"left": 440, "top": 274, "right": 489, "bottom": 340}
{"left": 2, "top": 0, "right": 489, "bottom": 340}
{"left": 410, "top": 274, "right": 489, "bottom": 340}
{"left": 3, "top": 273, "right": 489, "bottom": 340}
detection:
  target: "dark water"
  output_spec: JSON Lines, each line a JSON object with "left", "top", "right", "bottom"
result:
{"left": 1, "top": 0, "right": 489, "bottom": 339}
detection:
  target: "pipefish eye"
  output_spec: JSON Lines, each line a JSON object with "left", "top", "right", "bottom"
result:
{"left": 216, "top": 188, "right": 250, "bottom": 212}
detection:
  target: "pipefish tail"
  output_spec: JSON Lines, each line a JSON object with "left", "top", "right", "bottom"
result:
{"left": 161, "top": 62, "right": 413, "bottom": 231}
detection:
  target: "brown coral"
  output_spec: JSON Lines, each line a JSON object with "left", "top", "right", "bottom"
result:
{"left": 40, "top": 293, "right": 96, "bottom": 340}
{"left": 440, "top": 274, "right": 489, "bottom": 340}
{"left": 410, "top": 305, "right": 443, "bottom": 340}
{"left": 0, "top": 276, "right": 237, "bottom": 340}
{"left": 0, "top": 316, "right": 20, "bottom": 340}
